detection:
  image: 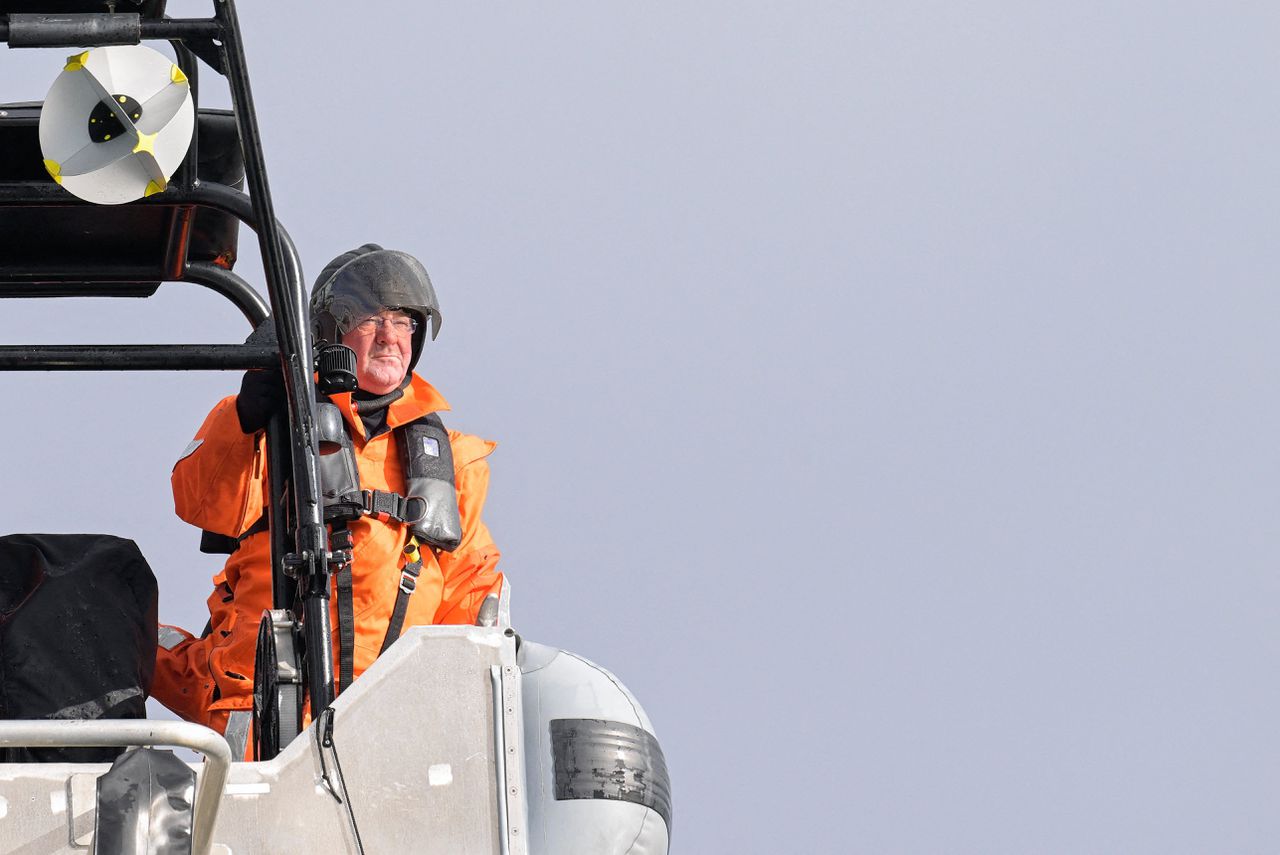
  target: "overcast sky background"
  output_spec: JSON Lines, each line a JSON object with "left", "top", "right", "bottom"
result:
{"left": 4, "top": 3, "right": 1280, "bottom": 852}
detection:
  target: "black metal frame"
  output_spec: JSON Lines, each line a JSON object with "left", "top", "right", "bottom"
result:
{"left": 0, "top": 0, "right": 337, "bottom": 735}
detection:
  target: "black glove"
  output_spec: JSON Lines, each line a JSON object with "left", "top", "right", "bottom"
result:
{"left": 235, "top": 369, "right": 285, "bottom": 434}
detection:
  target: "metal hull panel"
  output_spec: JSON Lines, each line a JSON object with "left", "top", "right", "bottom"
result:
{"left": 0, "top": 626, "right": 526, "bottom": 855}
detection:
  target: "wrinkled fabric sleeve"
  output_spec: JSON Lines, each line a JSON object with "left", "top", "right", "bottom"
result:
{"left": 434, "top": 441, "right": 503, "bottom": 625}
{"left": 172, "top": 395, "right": 265, "bottom": 538}
{"left": 151, "top": 624, "right": 216, "bottom": 726}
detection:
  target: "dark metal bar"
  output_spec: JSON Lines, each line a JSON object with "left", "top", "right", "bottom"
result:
{"left": 0, "top": 266, "right": 161, "bottom": 281}
{"left": 5, "top": 12, "right": 140, "bottom": 47}
{"left": 0, "top": 344, "right": 276, "bottom": 371}
{"left": 217, "top": 0, "right": 334, "bottom": 716}
{"left": 184, "top": 261, "right": 269, "bottom": 327}
{"left": 138, "top": 19, "right": 222, "bottom": 40}
{"left": 0, "top": 17, "right": 221, "bottom": 47}
{"left": 0, "top": 182, "right": 86, "bottom": 204}
{"left": 0, "top": 281, "right": 159, "bottom": 298}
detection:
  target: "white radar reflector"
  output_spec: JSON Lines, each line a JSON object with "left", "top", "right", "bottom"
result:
{"left": 39, "top": 45, "right": 195, "bottom": 205}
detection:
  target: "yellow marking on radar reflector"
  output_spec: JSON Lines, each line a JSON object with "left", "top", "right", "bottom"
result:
{"left": 64, "top": 52, "right": 89, "bottom": 71}
{"left": 171, "top": 65, "right": 188, "bottom": 85}
{"left": 43, "top": 160, "right": 63, "bottom": 185}
{"left": 133, "top": 132, "right": 158, "bottom": 156}
{"left": 144, "top": 180, "right": 165, "bottom": 197}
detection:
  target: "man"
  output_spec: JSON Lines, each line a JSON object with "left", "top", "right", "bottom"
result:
{"left": 151, "top": 245, "right": 502, "bottom": 734}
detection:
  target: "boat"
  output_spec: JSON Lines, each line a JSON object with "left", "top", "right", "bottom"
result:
{"left": 0, "top": 2, "right": 671, "bottom": 852}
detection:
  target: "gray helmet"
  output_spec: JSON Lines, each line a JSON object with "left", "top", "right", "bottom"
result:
{"left": 310, "top": 243, "right": 442, "bottom": 371}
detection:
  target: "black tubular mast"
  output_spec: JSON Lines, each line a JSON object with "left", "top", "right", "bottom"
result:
{"left": 0, "top": 1, "right": 336, "bottom": 716}
{"left": 213, "top": 1, "right": 333, "bottom": 713}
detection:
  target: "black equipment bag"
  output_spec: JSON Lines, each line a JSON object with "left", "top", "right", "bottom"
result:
{"left": 0, "top": 533, "right": 158, "bottom": 762}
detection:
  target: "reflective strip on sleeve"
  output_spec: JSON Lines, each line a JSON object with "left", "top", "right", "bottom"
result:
{"left": 176, "top": 438, "right": 204, "bottom": 462}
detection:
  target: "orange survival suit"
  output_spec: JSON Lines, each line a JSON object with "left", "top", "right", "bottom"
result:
{"left": 151, "top": 373, "right": 502, "bottom": 732}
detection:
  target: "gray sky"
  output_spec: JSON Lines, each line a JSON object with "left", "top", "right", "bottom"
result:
{"left": 4, "top": 3, "right": 1280, "bottom": 852}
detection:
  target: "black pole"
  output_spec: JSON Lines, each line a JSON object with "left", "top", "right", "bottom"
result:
{"left": 216, "top": 0, "right": 334, "bottom": 714}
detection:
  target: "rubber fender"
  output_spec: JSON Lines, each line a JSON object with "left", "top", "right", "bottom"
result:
{"left": 519, "top": 642, "right": 671, "bottom": 855}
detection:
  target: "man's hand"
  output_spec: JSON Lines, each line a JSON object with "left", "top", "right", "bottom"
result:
{"left": 235, "top": 369, "right": 285, "bottom": 433}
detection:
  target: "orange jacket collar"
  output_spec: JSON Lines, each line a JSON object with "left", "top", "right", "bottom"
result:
{"left": 330, "top": 373, "right": 451, "bottom": 441}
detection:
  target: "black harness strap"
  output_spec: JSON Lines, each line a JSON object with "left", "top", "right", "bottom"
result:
{"left": 198, "top": 515, "right": 270, "bottom": 555}
{"left": 380, "top": 537, "right": 425, "bottom": 655}
{"left": 239, "top": 515, "right": 270, "bottom": 543}
{"left": 329, "top": 525, "right": 355, "bottom": 693}
{"left": 336, "top": 565, "right": 354, "bottom": 692}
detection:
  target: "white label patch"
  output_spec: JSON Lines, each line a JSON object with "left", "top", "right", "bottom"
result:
{"left": 177, "top": 438, "right": 204, "bottom": 461}
{"left": 428, "top": 764, "right": 453, "bottom": 786}
{"left": 421, "top": 437, "right": 440, "bottom": 458}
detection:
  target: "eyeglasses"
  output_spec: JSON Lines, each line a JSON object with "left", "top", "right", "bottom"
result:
{"left": 351, "top": 314, "right": 418, "bottom": 335}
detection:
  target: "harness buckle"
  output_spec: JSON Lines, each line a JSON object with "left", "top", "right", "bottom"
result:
{"left": 362, "top": 489, "right": 410, "bottom": 523}
{"left": 398, "top": 545, "right": 422, "bottom": 595}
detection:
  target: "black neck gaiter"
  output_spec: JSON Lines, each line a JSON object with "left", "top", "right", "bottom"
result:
{"left": 352, "top": 376, "right": 410, "bottom": 438}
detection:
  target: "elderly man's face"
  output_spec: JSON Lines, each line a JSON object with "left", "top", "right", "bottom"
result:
{"left": 341, "top": 309, "right": 415, "bottom": 395}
